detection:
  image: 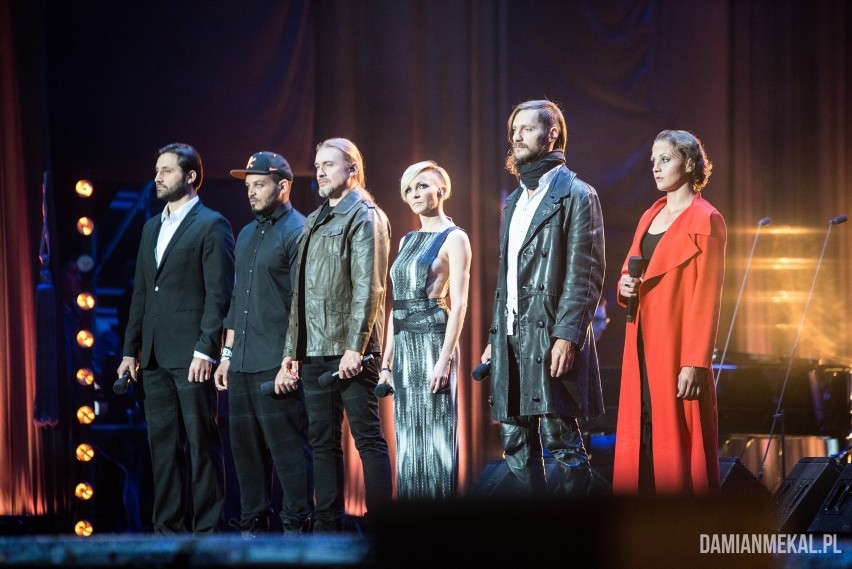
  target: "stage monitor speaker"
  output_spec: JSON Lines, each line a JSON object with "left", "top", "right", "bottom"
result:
{"left": 720, "top": 434, "right": 839, "bottom": 494}
{"left": 468, "top": 458, "right": 610, "bottom": 497}
{"left": 719, "top": 456, "right": 770, "bottom": 499}
{"left": 469, "top": 459, "right": 516, "bottom": 498}
{"left": 770, "top": 457, "right": 843, "bottom": 533}
{"left": 807, "top": 463, "right": 852, "bottom": 534}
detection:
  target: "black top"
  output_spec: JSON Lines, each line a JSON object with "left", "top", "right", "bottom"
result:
{"left": 223, "top": 202, "right": 306, "bottom": 372}
{"left": 640, "top": 230, "right": 665, "bottom": 271}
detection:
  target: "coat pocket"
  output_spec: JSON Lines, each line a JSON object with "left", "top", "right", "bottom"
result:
{"left": 319, "top": 225, "right": 345, "bottom": 256}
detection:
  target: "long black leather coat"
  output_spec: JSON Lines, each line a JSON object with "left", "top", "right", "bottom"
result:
{"left": 488, "top": 166, "right": 605, "bottom": 421}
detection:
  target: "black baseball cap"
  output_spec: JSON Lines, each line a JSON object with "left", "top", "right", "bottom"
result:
{"left": 230, "top": 151, "right": 294, "bottom": 181}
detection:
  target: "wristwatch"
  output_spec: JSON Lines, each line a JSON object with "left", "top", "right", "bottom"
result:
{"left": 220, "top": 346, "right": 233, "bottom": 361}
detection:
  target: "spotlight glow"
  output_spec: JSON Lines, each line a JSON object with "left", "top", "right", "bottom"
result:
{"left": 76, "top": 217, "right": 95, "bottom": 236}
{"left": 76, "top": 368, "right": 94, "bottom": 386}
{"left": 76, "top": 293, "right": 95, "bottom": 310}
{"left": 74, "top": 519, "right": 94, "bottom": 537}
{"left": 74, "top": 482, "right": 94, "bottom": 500}
{"left": 75, "top": 443, "right": 94, "bottom": 462}
{"left": 76, "top": 330, "right": 94, "bottom": 348}
{"left": 76, "top": 406, "right": 95, "bottom": 425}
{"left": 75, "top": 180, "right": 93, "bottom": 198}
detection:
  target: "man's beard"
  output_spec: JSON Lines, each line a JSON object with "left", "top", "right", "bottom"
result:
{"left": 252, "top": 192, "right": 279, "bottom": 216}
{"left": 505, "top": 133, "right": 548, "bottom": 176}
{"left": 515, "top": 134, "right": 548, "bottom": 165}
{"left": 157, "top": 180, "right": 188, "bottom": 202}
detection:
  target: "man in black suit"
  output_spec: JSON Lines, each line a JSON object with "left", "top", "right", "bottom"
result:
{"left": 118, "top": 142, "right": 235, "bottom": 534}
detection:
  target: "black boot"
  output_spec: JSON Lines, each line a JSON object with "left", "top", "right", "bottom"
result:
{"left": 228, "top": 514, "right": 269, "bottom": 539}
{"left": 282, "top": 513, "right": 313, "bottom": 535}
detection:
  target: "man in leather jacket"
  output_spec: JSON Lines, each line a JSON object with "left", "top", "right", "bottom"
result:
{"left": 276, "top": 138, "right": 392, "bottom": 532}
{"left": 481, "top": 100, "right": 606, "bottom": 496}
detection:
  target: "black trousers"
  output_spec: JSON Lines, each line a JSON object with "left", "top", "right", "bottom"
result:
{"left": 637, "top": 323, "right": 656, "bottom": 495}
{"left": 499, "top": 334, "right": 592, "bottom": 496}
{"left": 228, "top": 368, "right": 313, "bottom": 531}
{"left": 300, "top": 356, "right": 392, "bottom": 532}
{"left": 143, "top": 366, "right": 224, "bottom": 534}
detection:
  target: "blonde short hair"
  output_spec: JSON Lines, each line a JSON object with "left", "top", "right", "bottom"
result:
{"left": 399, "top": 160, "right": 452, "bottom": 201}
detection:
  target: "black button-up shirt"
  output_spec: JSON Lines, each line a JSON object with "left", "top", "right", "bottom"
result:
{"left": 223, "top": 202, "right": 306, "bottom": 372}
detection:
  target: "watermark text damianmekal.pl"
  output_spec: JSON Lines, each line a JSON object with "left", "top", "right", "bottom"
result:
{"left": 700, "top": 533, "right": 843, "bottom": 554}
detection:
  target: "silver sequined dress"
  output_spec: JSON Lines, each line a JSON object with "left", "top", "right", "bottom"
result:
{"left": 389, "top": 227, "right": 459, "bottom": 500}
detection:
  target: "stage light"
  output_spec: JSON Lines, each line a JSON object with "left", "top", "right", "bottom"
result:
{"left": 76, "top": 406, "right": 95, "bottom": 425}
{"left": 76, "top": 330, "right": 94, "bottom": 348}
{"left": 75, "top": 443, "right": 94, "bottom": 462}
{"left": 76, "top": 216, "right": 95, "bottom": 236}
{"left": 76, "top": 254, "right": 94, "bottom": 273}
{"left": 76, "top": 368, "right": 95, "bottom": 386}
{"left": 74, "top": 519, "right": 94, "bottom": 537}
{"left": 76, "top": 293, "right": 95, "bottom": 310}
{"left": 75, "top": 180, "right": 93, "bottom": 198}
{"left": 74, "top": 482, "right": 94, "bottom": 500}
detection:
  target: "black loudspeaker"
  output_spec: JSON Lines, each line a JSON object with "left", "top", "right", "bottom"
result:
{"left": 469, "top": 458, "right": 610, "bottom": 497}
{"left": 807, "top": 463, "right": 852, "bottom": 534}
{"left": 719, "top": 456, "right": 771, "bottom": 499}
{"left": 468, "top": 459, "right": 516, "bottom": 498}
{"left": 770, "top": 457, "right": 843, "bottom": 533}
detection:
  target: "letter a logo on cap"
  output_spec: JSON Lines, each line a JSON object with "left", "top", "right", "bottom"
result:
{"left": 246, "top": 155, "right": 256, "bottom": 168}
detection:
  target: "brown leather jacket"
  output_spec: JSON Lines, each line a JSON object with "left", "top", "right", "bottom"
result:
{"left": 284, "top": 188, "right": 390, "bottom": 358}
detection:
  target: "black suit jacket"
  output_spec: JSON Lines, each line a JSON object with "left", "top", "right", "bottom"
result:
{"left": 123, "top": 200, "right": 235, "bottom": 369}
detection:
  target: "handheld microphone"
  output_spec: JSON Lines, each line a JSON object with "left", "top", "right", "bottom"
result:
{"left": 113, "top": 370, "right": 133, "bottom": 395}
{"left": 375, "top": 383, "right": 394, "bottom": 398}
{"left": 830, "top": 214, "right": 848, "bottom": 225}
{"left": 471, "top": 360, "right": 492, "bottom": 382}
{"left": 318, "top": 354, "right": 375, "bottom": 387}
{"left": 260, "top": 380, "right": 289, "bottom": 399}
{"left": 625, "top": 256, "right": 644, "bottom": 323}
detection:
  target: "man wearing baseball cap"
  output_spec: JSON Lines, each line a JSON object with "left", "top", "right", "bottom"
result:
{"left": 214, "top": 151, "right": 313, "bottom": 535}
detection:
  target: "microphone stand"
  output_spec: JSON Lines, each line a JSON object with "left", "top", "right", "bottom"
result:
{"left": 757, "top": 215, "right": 847, "bottom": 484}
{"left": 715, "top": 217, "right": 771, "bottom": 388}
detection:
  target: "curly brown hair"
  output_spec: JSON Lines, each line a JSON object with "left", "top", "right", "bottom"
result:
{"left": 654, "top": 130, "right": 713, "bottom": 191}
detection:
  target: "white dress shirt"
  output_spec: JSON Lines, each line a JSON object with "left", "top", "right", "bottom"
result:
{"left": 506, "top": 165, "right": 560, "bottom": 335}
{"left": 155, "top": 196, "right": 214, "bottom": 363}
{"left": 156, "top": 196, "right": 198, "bottom": 267}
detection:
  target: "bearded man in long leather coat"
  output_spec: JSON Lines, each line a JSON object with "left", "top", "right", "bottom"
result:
{"left": 482, "top": 100, "right": 606, "bottom": 495}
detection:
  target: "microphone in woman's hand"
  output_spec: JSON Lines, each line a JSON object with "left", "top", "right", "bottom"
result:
{"left": 626, "top": 256, "right": 644, "bottom": 323}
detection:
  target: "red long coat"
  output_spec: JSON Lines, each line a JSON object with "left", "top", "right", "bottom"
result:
{"left": 612, "top": 194, "right": 726, "bottom": 494}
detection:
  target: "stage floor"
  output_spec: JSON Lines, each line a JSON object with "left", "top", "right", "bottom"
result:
{"left": 2, "top": 496, "right": 850, "bottom": 569}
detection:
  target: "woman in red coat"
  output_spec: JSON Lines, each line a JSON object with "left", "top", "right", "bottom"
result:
{"left": 612, "top": 130, "right": 727, "bottom": 495}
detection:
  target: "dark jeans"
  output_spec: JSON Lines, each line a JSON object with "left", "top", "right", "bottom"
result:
{"left": 301, "top": 356, "right": 392, "bottom": 532}
{"left": 499, "top": 334, "right": 592, "bottom": 497}
{"left": 143, "top": 366, "right": 224, "bottom": 534}
{"left": 229, "top": 368, "right": 314, "bottom": 531}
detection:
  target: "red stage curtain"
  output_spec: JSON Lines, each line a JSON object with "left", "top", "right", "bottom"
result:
{"left": 0, "top": 0, "right": 46, "bottom": 516}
